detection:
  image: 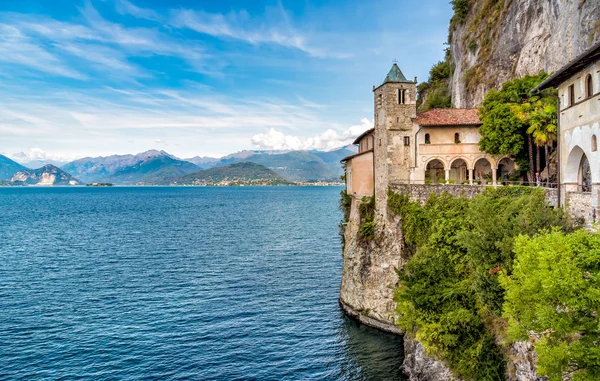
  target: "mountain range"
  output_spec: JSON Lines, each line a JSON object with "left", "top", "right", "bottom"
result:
{"left": 177, "top": 162, "right": 292, "bottom": 186}
{"left": 0, "top": 145, "right": 356, "bottom": 186}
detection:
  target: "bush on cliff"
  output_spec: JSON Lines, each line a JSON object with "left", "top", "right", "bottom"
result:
{"left": 358, "top": 196, "right": 375, "bottom": 241}
{"left": 501, "top": 230, "right": 600, "bottom": 381}
{"left": 390, "top": 187, "right": 572, "bottom": 380}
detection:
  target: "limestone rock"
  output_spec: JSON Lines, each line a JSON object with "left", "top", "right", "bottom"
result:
{"left": 451, "top": 0, "right": 600, "bottom": 108}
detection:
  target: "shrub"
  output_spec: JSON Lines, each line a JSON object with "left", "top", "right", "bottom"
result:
{"left": 390, "top": 187, "right": 573, "bottom": 380}
{"left": 501, "top": 230, "right": 600, "bottom": 380}
{"left": 358, "top": 196, "right": 375, "bottom": 241}
{"left": 451, "top": 0, "right": 470, "bottom": 24}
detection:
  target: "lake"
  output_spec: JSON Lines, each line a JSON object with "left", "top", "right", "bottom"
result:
{"left": 0, "top": 186, "right": 406, "bottom": 380}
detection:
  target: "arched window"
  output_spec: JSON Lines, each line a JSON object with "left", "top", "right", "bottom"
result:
{"left": 425, "top": 133, "right": 431, "bottom": 144}
{"left": 454, "top": 132, "right": 460, "bottom": 144}
{"left": 593, "top": 135, "right": 598, "bottom": 152}
{"left": 398, "top": 89, "right": 406, "bottom": 104}
{"left": 569, "top": 84, "right": 575, "bottom": 106}
{"left": 586, "top": 74, "right": 594, "bottom": 98}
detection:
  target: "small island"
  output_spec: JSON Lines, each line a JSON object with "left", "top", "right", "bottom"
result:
{"left": 86, "top": 183, "right": 114, "bottom": 187}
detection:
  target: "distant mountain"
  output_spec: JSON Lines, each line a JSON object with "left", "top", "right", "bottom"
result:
{"left": 11, "top": 165, "right": 81, "bottom": 185}
{"left": 62, "top": 150, "right": 199, "bottom": 184}
{"left": 0, "top": 154, "right": 27, "bottom": 181}
{"left": 183, "top": 156, "right": 220, "bottom": 169}
{"left": 311, "top": 145, "right": 357, "bottom": 167}
{"left": 177, "top": 162, "right": 292, "bottom": 186}
{"left": 209, "top": 145, "right": 357, "bottom": 182}
{"left": 58, "top": 145, "right": 357, "bottom": 185}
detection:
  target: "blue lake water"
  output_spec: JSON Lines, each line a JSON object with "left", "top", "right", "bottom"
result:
{"left": 0, "top": 186, "right": 406, "bottom": 380}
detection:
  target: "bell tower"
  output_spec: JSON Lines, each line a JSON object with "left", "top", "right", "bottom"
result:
{"left": 373, "top": 63, "right": 417, "bottom": 218}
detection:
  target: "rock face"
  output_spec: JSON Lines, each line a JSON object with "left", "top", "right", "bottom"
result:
{"left": 340, "top": 194, "right": 458, "bottom": 380}
{"left": 339, "top": 198, "right": 405, "bottom": 333}
{"left": 403, "top": 337, "right": 460, "bottom": 381}
{"left": 451, "top": 0, "right": 600, "bottom": 108}
{"left": 11, "top": 165, "right": 81, "bottom": 185}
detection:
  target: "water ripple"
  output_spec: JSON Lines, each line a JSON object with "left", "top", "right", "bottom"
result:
{"left": 0, "top": 186, "right": 406, "bottom": 380}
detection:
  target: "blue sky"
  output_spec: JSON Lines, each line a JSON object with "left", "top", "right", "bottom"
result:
{"left": 0, "top": 0, "right": 452, "bottom": 160}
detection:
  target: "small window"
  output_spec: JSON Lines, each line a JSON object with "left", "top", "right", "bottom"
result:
{"left": 398, "top": 89, "right": 406, "bottom": 104}
{"left": 454, "top": 132, "right": 460, "bottom": 144}
{"left": 569, "top": 84, "right": 575, "bottom": 106}
{"left": 593, "top": 135, "right": 598, "bottom": 152}
{"left": 586, "top": 74, "right": 594, "bottom": 98}
{"left": 425, "top": 133, "right": 431, "bottom": 144}
{"left": 403, "top": 136, "right": 410, "bottom": 146}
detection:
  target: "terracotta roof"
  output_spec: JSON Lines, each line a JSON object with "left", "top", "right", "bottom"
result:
{"left": 352, "top": 128, "right": 375, "bottom": 145}
{"left": 414, "top": 108, "right": 481, "bottom": 126}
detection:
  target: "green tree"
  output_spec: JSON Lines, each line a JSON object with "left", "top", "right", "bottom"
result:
{"left": 417, "top": 60, "right": 452, "bottom": 111}
{"left": 501, "top": 230, "right": 600, "bottom": 380}
{"left": 478, "top": 73, "right": 556, "bottom": 182}
{"left": 390, "top": 187, "right": 573, "bottom": 380}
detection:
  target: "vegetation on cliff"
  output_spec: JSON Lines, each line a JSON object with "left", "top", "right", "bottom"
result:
{"left": 358, "top": 196, "right": 375, "bottom": 241}
{"left": 389, "top": 187, "right": 583, "bottom": 380}
{"left": 502, "top": 230, "right": 600, "bottom": 380}
{"left": 417, "top": 58, "right": 453, "bottom": 112}
{"left": 478, "top": 73, "right": 558, "bottom": 182}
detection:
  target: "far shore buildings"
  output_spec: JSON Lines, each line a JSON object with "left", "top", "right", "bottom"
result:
{"left": 342, "top": 63, "right": 514, "bottom": 199}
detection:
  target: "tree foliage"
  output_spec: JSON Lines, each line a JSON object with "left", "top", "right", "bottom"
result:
{"left": 389, "top": 188, "right": 574, "bottom": 380}
{"left": 417, "top": 60, "right": 452, "bottom": 111}
{"left": 451, "top": 0, "right": 470, "bottom": 24}
{"left": 502, "top": 230, "right": 600, "bottom": 380}
{"left": 478, "top": 73, "right": 557, "bottom": 179}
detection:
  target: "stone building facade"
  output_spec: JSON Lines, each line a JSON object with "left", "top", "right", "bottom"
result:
{"left": 535, "top": 40, "right": 600, "bottom": 223}
{"left": 341, "top": 129, "right": 374, "bottom": 197}
{"left": 342, "top": 64, "right": 510, "bottom": 213}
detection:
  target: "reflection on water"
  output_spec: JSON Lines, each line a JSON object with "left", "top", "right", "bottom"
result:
{"left": 336, "top": 312, "right": 408, "bottom": 381}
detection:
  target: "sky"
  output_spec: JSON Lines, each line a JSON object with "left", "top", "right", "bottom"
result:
{"left": 0, "top": 0, "right": 453, "bottom": 160}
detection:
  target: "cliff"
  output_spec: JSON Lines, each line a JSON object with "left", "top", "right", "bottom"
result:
{"left": 450, "top": 0, "right": 600, "bottom": 108}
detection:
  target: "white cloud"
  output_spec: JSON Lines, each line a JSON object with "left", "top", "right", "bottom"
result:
{"left": 251, "top": 118, "right": 373, "bottom": 151}
{"left": 9, "top": 148, "right": 79, "bottom": 163}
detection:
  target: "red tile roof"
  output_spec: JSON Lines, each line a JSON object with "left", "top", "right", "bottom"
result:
{"left": 414, "top": 108, "right": 481, "bottom": 126}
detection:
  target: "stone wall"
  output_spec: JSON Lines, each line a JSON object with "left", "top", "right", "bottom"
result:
{"left": 391, "top": 183, "right": 559, "bottom": 207}
{"left": 390, "top": 183, "right": 486, "bottom": 203}
{"left": 566, "top": 191, "right": 595, "bottom": 222}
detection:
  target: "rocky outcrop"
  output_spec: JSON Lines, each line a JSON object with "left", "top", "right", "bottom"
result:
{"left": 451, "top": 0, "right": 600, "bottom": 108}
{"left": 403, "top": 336, "right": 460, "bottom": 381}
{"left": 340, "top": 195, "right": 459, "bottom": 380}
{"left": 339, "top": 196, "right": 405, "bottom": 333}
{"left": 11, "top": 164, "right": 81, "bottom": 185}
{"left": 508, "top": 341, "right": 545, "bottom": 381}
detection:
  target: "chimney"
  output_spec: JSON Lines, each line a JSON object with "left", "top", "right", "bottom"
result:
{"left": 414, "top": 76, "right": 418, "bottom": 83}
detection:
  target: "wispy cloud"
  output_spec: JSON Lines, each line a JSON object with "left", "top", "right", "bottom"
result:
{"left": 0, "top": 24, "right": 87, "bottom": 79}
{"left": 0, "top": 84, "right": 346, "bottom": 156}
{"left": 116, "top": 0, "right": 348, "bottom": 58}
